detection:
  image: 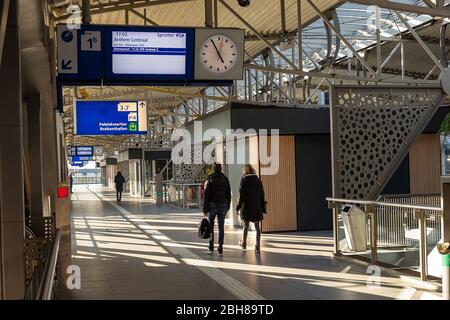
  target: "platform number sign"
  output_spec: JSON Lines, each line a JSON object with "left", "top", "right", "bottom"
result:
{"left": 81, "top": 31, "right": 101, "bottom": 51}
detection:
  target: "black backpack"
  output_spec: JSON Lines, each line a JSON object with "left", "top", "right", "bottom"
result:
{"left": 198, "top": 218, "right": 210, "bottom": 239}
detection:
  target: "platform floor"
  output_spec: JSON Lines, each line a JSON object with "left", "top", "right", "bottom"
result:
{"left": 67, "top": 185, "right": 441, "bottom": 300}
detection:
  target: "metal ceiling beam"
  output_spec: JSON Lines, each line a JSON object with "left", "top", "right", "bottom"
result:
{"left": 421, "top": 0, "right": 437, "bottom": 8}
{"left": 218, "top": 0, "right": 298, "bottom": 70}
{"left": 245, "top": 63, "right": 440, "bottom": 85}
{"left": 345, "top": 0, "right": 450, "bottom": 18}
{"left": 305, "top": 0, "right": 377, "bottom": 76}
{"left": 53, "top": 0, "right": 196, "bottom": 20}
{"left": 143, "top": 86, "right": 234, "bottom": 102}
{"left": 129, "top": 8, "right": 159, "bottom": 25}
{"left": 395, "top": 11, "right": 445, "bottom": 72}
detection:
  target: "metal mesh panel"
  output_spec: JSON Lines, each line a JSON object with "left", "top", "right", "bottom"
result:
{"left": 174, "top": 142, "right": 212, "bottom": 183}
{"left": 331, "top": 86, "right": 443, "bottom": 200}
{"left": 376, "top": 194, "right": 442, "bottom": 247}
{"left": 26, "top": 216, "right": 55, "bottom": 241}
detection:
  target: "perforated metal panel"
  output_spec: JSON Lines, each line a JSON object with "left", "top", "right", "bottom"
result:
{"left": 174, "top": 142, "right": 211, "bottom": 183}
{"left": 331, "top": 86, "right": 443, "bottom": 200}
{"left": 26, "top": 216, "right": 55, "bottom": 241}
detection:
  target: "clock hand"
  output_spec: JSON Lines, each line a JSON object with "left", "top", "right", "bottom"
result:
{"left": 210, "top": 39, "right": 225, "bottom": 64}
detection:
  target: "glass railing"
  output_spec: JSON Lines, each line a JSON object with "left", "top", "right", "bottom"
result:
{"left": 72, "top": 176, "right": 103, "bottom": 185}
{"left": 327, "top": 195, "right": 442, "bottom": 281}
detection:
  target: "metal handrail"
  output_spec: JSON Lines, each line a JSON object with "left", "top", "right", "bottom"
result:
{"left": 37, "top": 229, "right": 61, "bottom": 300}
{"left": 326, "top": 197, "right": 441, "bottom": 212}
{"left": 379, "top": 193, "right": 441, "bottom": 199}
{"left": 327, "top": 196, "right": 441, "bottom": 281}
{"left": 166, "top": 182, "right": 203, "bottom": 186}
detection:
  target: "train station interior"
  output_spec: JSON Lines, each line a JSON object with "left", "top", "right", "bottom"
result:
{"left": 1, "top": 0, "right": 450, "bottom": 303}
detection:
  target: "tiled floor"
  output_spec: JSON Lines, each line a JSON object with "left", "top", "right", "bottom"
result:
{"left": 66, "top": 185, "right": 441, "bottom": 300}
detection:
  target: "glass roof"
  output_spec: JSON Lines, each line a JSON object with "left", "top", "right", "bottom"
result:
{"left": 223, "top": 0, "right": 446, "bottom": 102}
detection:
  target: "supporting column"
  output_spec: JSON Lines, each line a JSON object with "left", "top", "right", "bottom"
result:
{"left": 0, "top": 0, "right": 25, "bottom": 299}
{"left": 27, "top": 94, "right": 44, "bottom": 219}
{"left": 441, "top": 177, "right": 450, "bottom": 300}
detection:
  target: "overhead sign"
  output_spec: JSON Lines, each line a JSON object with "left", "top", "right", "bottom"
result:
{"left": 72, "top": 156, "right": 93, "bottom": 162}
{"left": 57, "top": 25, "right": 104, "bottom": 81}
{"left": 71, "top": 160, "right": 84, "bottom": 167}
{"left": 56, "top": 24, "right": 243, "bottom": 84}
{"left": 75, "top": 100, "right": 148, "bottom": 136}
{"left": 104, "top": 27, "right": 195, "bottom": 81}
{"left": 68, "top": 146, "right": 94, "bottom": 157}
{"left": 111, "top": 31, "right": 189, "bottom": 76}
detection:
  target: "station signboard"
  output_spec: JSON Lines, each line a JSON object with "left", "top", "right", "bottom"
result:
{"left": 105, "top": 28, "right": 194, "bottom": 81}
{"left": 71, "top": 160, "right": 84, "bottom": 167}
{"left": 74, "top": 100, "right": 148, "bottom": 136}
{"left": 56, "top": 24, "right": 243, "bottom": 84}
{"left": 68, "top": 146, "right": 94, "bottom": 157}
{"left": 72, "top": 156, "right": 93, "bottom": 162}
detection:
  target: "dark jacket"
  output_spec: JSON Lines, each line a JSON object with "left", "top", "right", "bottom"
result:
{"left": 114, "top": 175, "right": 126, "bottom": 192}
{"left": 236, "top": 174, "right": 266, "bottom": 222}
{"left": 203, "top": 172, "right": 231, "bottom": 213}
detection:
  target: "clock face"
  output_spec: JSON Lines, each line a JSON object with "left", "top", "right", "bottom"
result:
{"left": 200, "top": 35, "right": 238, "bottom": 73}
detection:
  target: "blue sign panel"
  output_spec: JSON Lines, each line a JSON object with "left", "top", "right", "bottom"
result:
{"left": 72, "top": 156, "right": 93, "bottom": 162}
{"left": 69, "top": 146, "right": 94, "bottom": 157}
{"left": 71, "top": 160, "right": 84, "bottom": 167}
{"left": 57, "top": 25, "right": 104, "bottom": 82}
{"left": 75, "top": 100, "right": 148, "bottom": 136}
{"left": 58, "top": 25, "right": 195, "bottom": 83}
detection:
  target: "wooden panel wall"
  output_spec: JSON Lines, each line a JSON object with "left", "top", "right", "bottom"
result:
{"left": 260, "top": 136, "right": 297, "bottom": 232}
{"left": 249, "top": 136, "right": 260, "bottom": 174}
{"left": 409, "top": 134, "right": 441, "bottom": 194}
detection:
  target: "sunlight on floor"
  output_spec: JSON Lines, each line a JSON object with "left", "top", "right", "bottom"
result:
{"left": 69, "top": 187, "right": 440, "bottom": 300}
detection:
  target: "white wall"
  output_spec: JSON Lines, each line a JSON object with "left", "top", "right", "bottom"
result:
{"left": 186, "top": 109, "right": 262, "bottom": 226}
{"left": 187, "top": 109, "right": 231, "bottom": 141}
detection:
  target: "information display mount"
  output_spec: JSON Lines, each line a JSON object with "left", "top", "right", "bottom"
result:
{"left": 57, "top": 24, "right": 244, "bottom": 84}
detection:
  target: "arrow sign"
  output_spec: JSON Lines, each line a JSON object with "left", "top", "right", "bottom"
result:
{"left": 138, "top": 101, "right": 148, "bottom": 132}
{"left": 57, "top": 25, "right": 78, "bottom": 74}
{"left": 62, "top": 60, "right": 72, "bottom": 70}
{"left": 81, "top": 31, "right": 102, "bottom": 51}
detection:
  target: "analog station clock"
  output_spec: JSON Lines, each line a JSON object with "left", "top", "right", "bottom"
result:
{"left": 200, "top": 34, "right": 238, "bottom": 73}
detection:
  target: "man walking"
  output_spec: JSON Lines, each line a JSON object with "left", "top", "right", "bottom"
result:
{"left": 69, "top": 173, "right": 74, "bottom": 193}
{"left": 203, "top": 163, "right": 231, "bottom": 256}
{"left": 114, "top": 171, "right": 126, "bottom": 203}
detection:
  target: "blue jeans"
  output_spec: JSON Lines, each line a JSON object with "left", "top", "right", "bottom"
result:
{"left": 208, "top": 203, "right": 228, "bottom": 251}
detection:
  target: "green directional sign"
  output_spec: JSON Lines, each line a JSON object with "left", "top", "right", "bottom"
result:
{"left": 444, "top": 254, "right": 450, "bottom": 268}
{"left": 128, "top": 122, "right": 138, "bottom": 132}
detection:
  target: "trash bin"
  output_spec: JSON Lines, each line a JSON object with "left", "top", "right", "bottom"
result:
{"left": 341, "top": 205, "right": 367, "bottom": 252}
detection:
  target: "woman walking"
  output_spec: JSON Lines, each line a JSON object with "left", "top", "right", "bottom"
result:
{"left": 236, "top": 164, "right": 267, "bottom": 253}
